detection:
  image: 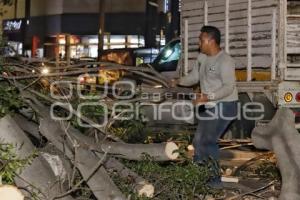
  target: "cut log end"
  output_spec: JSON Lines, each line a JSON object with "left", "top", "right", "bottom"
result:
{"left": 165, "top": 142, "right": 179, "bottom": 160}
{"left": 0, "top": 185, "right": 24, "bottom": 200}
{"left": 187, "top": 144, "right": 194, "bottom": 151}
{"left": 135, "top": 182, "right": 155, "bottom": 198}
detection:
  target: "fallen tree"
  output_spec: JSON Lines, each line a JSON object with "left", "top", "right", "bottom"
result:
{"left": 1, "top": 60, "right": 266, "bottom": 199}
{"left": 32, "top": 99, "right": 172, "bottom": 198}
{"left": 252, "top": 108, "right": 300, "bottom": 200}
{"left": 2, "top": 41, "right": 187, "bottom": 199}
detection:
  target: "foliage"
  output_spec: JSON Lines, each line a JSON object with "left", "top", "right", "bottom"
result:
{"left": 0, "top": 37, "right": 29, "bottom": 185}
{"left": 0, "top": 37, "right": 24, "bottom": 117}
{"left": 111, "top": 156, "right": 220, "bottom": 200}
{"left": 0, "top": 83, "right": 24, "bottom": 117}
{"left": 0, "top": 143, "right": 36, "bottom": 184}
{"left": 109, "top": 104, "right": 194, "bottom": 144}
{"left": 0, "top": 0, "right": 13, "bottom": 21}
{"left": 0, "top": 0, "right": 12, "bottom": 5}
{"left": 110, "top": 118, "right": 148, "bottom": 143}
{"left": 0, "top": 37, "right": 6, "bottom": 64}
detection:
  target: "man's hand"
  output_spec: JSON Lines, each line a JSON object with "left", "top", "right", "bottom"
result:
{"left": 192, "top": 93, "right": 209, "bottom": 105}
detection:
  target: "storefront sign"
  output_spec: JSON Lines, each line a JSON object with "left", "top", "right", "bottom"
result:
{"left": 3, "top": 20, "right": 23, "bottom": 32}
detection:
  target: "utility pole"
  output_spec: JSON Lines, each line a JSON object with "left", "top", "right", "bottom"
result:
{"left": 23, "top": 0, "right": 30, "bottom": 55}
{"left": 145, "top": 0, "right": 158, "bottom": 48}
{"left": 98, "top": 0, "right": 105, "bottom": 61}
{"left": 66, "top": 34, "right": 71, "bottom": 66}
{"left": 14, "top": 0, "right": 18, "bottom": 18}
{"left": 166, "top": 0, "right": 180, "bottom": 43}
{"left": 55, "top": 34, "right": 59, "bottom": 68}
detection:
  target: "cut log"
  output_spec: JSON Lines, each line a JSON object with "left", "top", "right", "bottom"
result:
{"left": 104, "top": 157, "right": 155, "bottom": 198}
{"left": 0, "top": 115, "right": 74, "bottom": 200}
{"left": 75, "top": 147, "right": 126, "bottom": 200}
{"left": 99, "top": 142, "right": 179, "bottom": 161}
{"left": 0, "top": 185, "right": 24, "bottom": 200}
{"left": 40, "top": 144, "right": 74, "bottom": 186}
{"left": 33, "top": 101, "right": 126, "bottom": 200}
{"left": 252, "top": 108, "right": 300, "bottom": 200}
{"left": 221, "top": 176, "right": 239, "bottom": 183}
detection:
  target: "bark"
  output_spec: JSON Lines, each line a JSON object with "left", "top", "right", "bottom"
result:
{"left": 252, "top": 108, "right": 300, "bottom": 200}
{"left": 40, "top": 144, "right": 74, "bottom": 188}
{"left": 99, "top": 141, "right": 179, "bottom": 161}
{"left": 74, "top": 147, "right": 126, "bottom": 200}
{"left": 104, "top": 157, "right": 155, "bottom": 198}
{"left": 12, "top": 114, "right": 41, "bottom": 140}
{"left": 0, "top": 115, "right": 74, "bottom": 200}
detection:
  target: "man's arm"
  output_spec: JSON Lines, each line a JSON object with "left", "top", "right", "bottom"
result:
{"left": 178, "top": 63, "right": 200, "bottom": 86}
{"left": 178, "top": 54, "right": 206, "bottom": 86}
{"left": 207, "top": 57, "right": 236, "bottom": 101}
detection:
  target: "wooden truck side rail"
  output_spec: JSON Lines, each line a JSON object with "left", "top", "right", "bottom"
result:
{"left": 180, "top": 0, "right": 300, "bottom": 80}
{"left": 180, "top": 0, "right": 300, "bottom": 107}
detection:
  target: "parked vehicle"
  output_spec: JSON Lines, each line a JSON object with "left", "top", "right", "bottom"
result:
{"left": 146, "top": 0, "right": 300, "bottom": 137}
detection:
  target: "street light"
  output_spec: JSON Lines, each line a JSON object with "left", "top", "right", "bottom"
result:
{"left": 41, "top": 67, "right": 49, "bottom": 75}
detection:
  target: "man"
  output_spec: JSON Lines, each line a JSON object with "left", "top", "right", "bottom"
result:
{"left": 178, "top": 26, "right": 238, "bottom": 186}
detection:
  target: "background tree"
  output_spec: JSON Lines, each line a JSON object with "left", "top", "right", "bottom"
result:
{"left": 0, "top": 0, "right": 13, "bottom": 38}
{"left": 0, "top": 0, "right": 13, "bottom": 17}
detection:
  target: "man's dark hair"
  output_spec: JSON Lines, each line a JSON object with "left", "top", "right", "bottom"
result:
{"left": 201, "top": 26, "right": 221, "bottom": 46}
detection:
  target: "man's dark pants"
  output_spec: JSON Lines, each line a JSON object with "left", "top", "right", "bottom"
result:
{"left": 193, "top": 101, "right": 238, "bottom": 163}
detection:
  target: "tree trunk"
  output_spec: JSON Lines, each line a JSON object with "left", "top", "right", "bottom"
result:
{"left": 104, "top": 157, "right": 155, "bottom": 198}
{"left": 75, "top": 147, "right": 126, "bottom": 200}
{"left": 36, "top": 107, "right": 126, "bottom": 200}
{"left": 252, "top": 108, "right": 300, "bottom": 200}
{"left": 57, "top": 118, "right": 179, "bottom": 161}
{"left": 0, "top": 115, "right": 74, "bottom": 200}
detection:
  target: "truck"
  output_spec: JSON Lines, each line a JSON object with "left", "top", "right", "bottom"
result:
{"left": 147, "top": 0, "right": 300, "bottom": 137}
